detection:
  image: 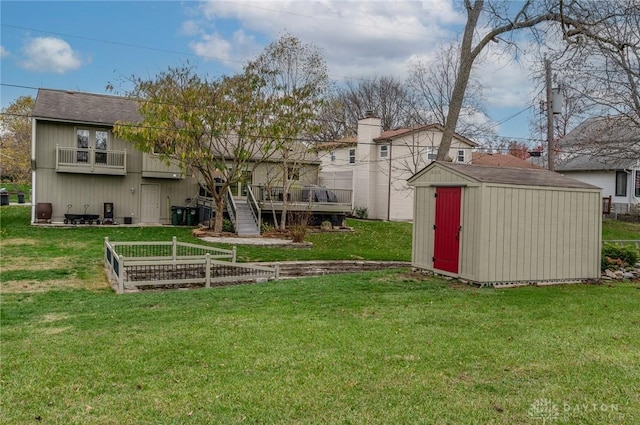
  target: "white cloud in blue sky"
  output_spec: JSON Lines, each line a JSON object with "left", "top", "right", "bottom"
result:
{"left": 0, "top": 46, "right": 9, "bottom": 58}
{"left": 19, "top": 37, "right": 86, "bottom": 74}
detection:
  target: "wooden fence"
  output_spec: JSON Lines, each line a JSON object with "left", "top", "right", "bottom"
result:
{"left": 104, "top": 236, "right": 279, "bottom": 294}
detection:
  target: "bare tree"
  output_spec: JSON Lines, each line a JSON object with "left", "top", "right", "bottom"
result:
{"left": 406, "top": 42, "right": 495, "bottom": 141}
{"left": 435, "top": 0, "right": 624, "bottom": 160}
{"left": 334, "top": 75, "right": 417, "bottom": 134}
{"left": 246, "top": 34, "right": 329, "bottom": 230}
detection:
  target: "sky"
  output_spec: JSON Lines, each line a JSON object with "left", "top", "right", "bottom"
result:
{"left": 1, "top": 0, "right": 552, "bottom": 145}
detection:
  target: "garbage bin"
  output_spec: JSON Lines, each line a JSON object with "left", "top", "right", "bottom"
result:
{"left": 0, "top": 191, "right": 8, "bottom": 206}
{"left": 17, "top": 192, "right": 25, "bottom": 204}
{"left": 185, "top": 207, "right": 199, "bottom": 226}
{"left": 171, "top": 206, "right": 185, "bottom": 225}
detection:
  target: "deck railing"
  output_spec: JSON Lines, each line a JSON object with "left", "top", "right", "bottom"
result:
{"left": 246, "top": 185, "right": 261, "bottom": 231}
{"left": 104, "top": 236, "right": 279, "bottom": 294}
{"left": 253, "top": 185, "right": 352, "bottom": 205}
{"left": 56, "top": 145, "right": 126, "bottom": 174}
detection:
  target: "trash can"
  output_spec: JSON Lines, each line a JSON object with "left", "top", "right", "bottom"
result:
{"left": 185, "top": 207, "right": 199, "bottom": 226}
{"left": 171, "top": 206, "right": 184, "bottom": 225}
{"left": 17, "top": 192, "right": 25, "bottom": 204}
{"left": 0, "top": 190, "right": 8, "bottom": 206}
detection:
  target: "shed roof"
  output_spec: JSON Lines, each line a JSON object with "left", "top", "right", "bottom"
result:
{"left": 33, "top": 88, "right": 141, "bottom": 125}
{"left": 409, "top": 161, "right": 600, "bottom": 190}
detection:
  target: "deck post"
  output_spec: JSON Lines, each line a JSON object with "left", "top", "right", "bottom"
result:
{"left": 205, "top": 253, "right": 211, "bottom": 288}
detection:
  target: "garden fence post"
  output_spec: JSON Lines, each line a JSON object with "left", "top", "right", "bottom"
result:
{"left": 172, "top": 236, "right": 177, "bottom": 261}
{"left": 118, "top": 255, "right": 125, "bottom": 294}
{"left": 205, "top": 253, "right": 211, "bottom": 288}
{"left": 104, "top": 237, "right": 109, "bottom": 268}
{"left": 232, "top": 246, "right": 237, "bottom": 262}
{"left": 275, "top": 263, "right": 280, "bottom": 280}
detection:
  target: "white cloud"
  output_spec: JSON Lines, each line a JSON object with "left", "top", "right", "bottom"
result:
{"left": 0, "top": 46, "right": 9, "bottom": 58}
{"left": 20, "top": 37, "right": 84, "bottom": 74}
{"left": 189, "top": 0, "right": 464, "bottom": 78}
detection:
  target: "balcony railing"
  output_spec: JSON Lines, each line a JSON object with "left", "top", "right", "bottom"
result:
{"left": 252, "top": 185, "right": 352, "bottom": 213}
{"left": 56, "top": 145, "right": 126, "bottom": 175}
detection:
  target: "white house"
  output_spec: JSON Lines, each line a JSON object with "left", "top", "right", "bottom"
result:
{"left": 556, "top": 116, "right": 640, "bottom": 214}
{"left": 317, "top": 113, "right": 477, "bottom": 221}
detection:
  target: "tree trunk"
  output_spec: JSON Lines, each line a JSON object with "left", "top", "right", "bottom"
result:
{"left": 437, "top": 0, "right": 483, "bottom": 160}
{"left": 213, "top": 195, "right": 225, "bottom": 233}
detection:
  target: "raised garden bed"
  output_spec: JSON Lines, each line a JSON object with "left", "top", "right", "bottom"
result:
{"left": 104, "top": 237, "right": 279, "bottom": 294}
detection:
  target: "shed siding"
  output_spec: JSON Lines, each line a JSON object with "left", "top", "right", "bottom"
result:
{"left": 458, "top": 186, "right": 480, "bottom": 279}
{"left": 476, "top": 185, "right": 601, "bottom": 283}
{"left": 411, "top": 186, "right": 436, "bottom": 269}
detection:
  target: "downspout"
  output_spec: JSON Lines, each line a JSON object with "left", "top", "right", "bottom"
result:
{"left": 387, "top": 141, "right": 392, "bottom": 221}
{"left": 31, "top": 117, "right": 37, "bottom": 223}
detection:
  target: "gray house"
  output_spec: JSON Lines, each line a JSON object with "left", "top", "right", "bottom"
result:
{"left": 31, "top": 88, "right": 352, "bottom": 231}
{"left": 408, "top": 162, "right": 602, "bottom": 286}
{"left": 32, "top": 89, "right": 199, "bottom": 225}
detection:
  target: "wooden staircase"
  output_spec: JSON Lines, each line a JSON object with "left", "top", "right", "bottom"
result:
{"left": 234, "top": 198, "right": 260, "bottom": 237}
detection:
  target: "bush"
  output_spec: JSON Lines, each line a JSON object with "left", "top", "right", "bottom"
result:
{"left": 222, "top": 218, "right": 235, "bottom": 233}
{"left": 354, "top": 206, "right": 368, "bottom": 219}
{"left": 287, "top": 211, "right": 310, "bottom": 243}
{"left": 601, "top": 244, "right": 639, "bottom": 270}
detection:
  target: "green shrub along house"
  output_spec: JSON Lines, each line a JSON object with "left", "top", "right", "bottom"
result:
{"left": 409, "top": 161, "right": 603, "bottom": 286}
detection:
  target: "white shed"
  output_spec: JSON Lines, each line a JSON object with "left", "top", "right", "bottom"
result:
{"left": 408, "top": 162, "right": 602, "bottom": 286}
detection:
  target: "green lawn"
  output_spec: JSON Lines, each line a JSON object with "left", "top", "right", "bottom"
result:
{"left": 1, "top": 205, "right": 639, "bottom": 424}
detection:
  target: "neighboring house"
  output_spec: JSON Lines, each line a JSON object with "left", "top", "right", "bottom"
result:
{"left": 555, "top": 116, "right": 640, "bottom": 214}
{"left": 471, "top": 152, "right": 541, "bottom": 169}
{"left": 31, "top": 88, "right": 349, "bottom": 231}
{"left": 317, "top": 113, "right": 477, "bottom": 221}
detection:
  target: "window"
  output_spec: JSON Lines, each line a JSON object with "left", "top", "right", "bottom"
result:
{"left": 330, "top": 151, "right": 336, "bottom": 161}
{"left": 76, "top": 129, "right": 90, "bottom": 162}
{"left": 76, "top": 128, "right": 109, "bottom": 163}
{"left": 457, "top": 150, "right": 465, "bottom": 163}
{"left": 380, "top": 145, "right": 388, "bottom": 158}
{"left": 615, "top": 171, "right": 627, "bottom": 197}
{"left": 425, "top": 147, "right": 437, "bottom": 162}
{"left": 349, "top": 149, "right": 356, "bottom": 164}
{"left": 636, "top": 170, "right": 640, "bottom": 197}
{"left": 287, "top": 167, "right": 300, "bottom": 181}
{"left": 95, "top": 130, "right": 108, "bottom": 164}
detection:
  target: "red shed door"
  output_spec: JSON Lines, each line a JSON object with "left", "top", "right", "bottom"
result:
{"left": 433, "top": 187, "right": 462, "bottom": 274}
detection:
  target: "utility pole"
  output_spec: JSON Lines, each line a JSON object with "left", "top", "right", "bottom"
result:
{"left": 545, "top": 58, "right": 555, "bottom": 171}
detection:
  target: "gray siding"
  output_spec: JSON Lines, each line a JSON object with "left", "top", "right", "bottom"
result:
{"left": 34, "top": 120, "right": 199, "bottom": 224}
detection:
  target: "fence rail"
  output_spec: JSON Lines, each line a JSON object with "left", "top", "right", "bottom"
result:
{"left": 104, "top": 236, "right": 278, "bottom": 293}
{"left": 602, "top": 240, "right": 640, "bottom": 249}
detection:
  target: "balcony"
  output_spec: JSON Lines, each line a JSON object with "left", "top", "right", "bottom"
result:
{"left": 56, "top": 146, "right": 126, "bottom": 175}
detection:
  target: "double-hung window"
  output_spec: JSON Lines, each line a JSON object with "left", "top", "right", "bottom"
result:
{"left": 615, "top": 171, "right": 627, "bottom": 197}
{"left": 380, "top": 145, "right": 389, "bottom": 158}
{"left": 349, "top": 148, "right": 356, "bottom": 165}
{"left": 457, "top": 150, "right": 465, "bottom": 163}
{"left": 425, "top": 146, "right": 437, "bottom": 162}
